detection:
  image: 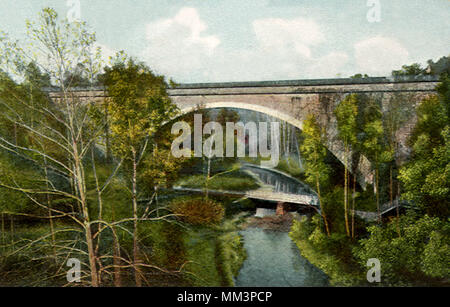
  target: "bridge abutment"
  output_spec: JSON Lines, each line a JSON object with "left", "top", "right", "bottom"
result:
{"left": 276, "top": 202, "right": 287, "bottom": 216}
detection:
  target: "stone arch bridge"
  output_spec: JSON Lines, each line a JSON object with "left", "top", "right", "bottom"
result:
{"left": 47, "top": 77, "right": 439, "bottom": 187}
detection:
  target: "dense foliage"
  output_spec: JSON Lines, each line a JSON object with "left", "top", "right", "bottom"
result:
{"left": 399, "top": 77, "right": 450, "bottom": 218}
{"left": 291, "top": 75, "right": 450, "bottom": 286}
{"left": 354, "top": 213, "right": 449, "bottom": 285}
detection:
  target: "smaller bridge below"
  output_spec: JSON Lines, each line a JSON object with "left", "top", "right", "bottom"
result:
{"left": 171, "top": 186, "right": 318, "bottom": 208}
{"left": 355, "top": 199, "right": 412, "bottom": 221}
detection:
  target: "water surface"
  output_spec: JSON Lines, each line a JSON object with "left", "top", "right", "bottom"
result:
{"left": 235, "top": 228, "right": 329, "bottom": 287}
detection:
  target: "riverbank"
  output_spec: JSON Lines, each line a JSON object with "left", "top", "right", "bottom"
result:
{"left": 289, "top": 217, "right": 365, "bottom": 286}
{"left": 183, "top": 227, "right": 246, "bottom": 287}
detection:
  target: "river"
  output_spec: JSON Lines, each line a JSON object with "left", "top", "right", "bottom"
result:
{"left": 234, "top": 228, "right": 329, "bottom": 287}
{"left": 231, "top": 164, "right": 328, "bottom": 286}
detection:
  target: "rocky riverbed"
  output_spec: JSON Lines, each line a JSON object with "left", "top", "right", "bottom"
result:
{"left": 241, "top": 212, "right": 302, "bottom": 232}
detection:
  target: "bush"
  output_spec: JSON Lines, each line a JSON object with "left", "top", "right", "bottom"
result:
{"left": 422, "top": 230, "right": 450, "bottom": 278}
{"left": 354, "top": 212, "right": 450, "bottom": 285}
{"left": 291, "top": 215, "right": 316, "bottom": 241}
{"left": 171, "top": 197, "right": 225, "bottom": 226}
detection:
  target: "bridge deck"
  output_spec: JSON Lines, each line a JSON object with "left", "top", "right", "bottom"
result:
{"left": 172, "top": 186, "right": 318, "bottom": 207}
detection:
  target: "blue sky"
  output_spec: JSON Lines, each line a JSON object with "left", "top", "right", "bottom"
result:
{"left": 0, "top": 0, "right": 449, "bottom": 83}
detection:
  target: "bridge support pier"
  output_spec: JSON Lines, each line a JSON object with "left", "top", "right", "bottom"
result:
{"left": 276, "top": 202, "right": 287, "bottom": 216}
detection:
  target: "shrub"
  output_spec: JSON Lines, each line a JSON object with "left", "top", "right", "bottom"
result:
{"left": 171, "top": 197, "right": 225, "bottom": 226}
{"left": 276, "top": 158, "right": 303, "bottom": 177}
{"left": 421, "top": 230, "right": 450, "bottom": 278}
{"left": 354, "top": 212, "right": 450, "bottom": 285}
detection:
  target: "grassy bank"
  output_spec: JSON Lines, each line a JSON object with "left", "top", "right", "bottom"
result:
{"left": 0, "top": 222, "right": 88, "bottom": 286}
{"left": 176, "top": 171, "right": 260, "bottom": 192}
{"left": 289, "top": 213, "right": 450, "bottom": 286}
{"left": 0, "top": 214, "right": 247, "bottom": 287}
{"left": 289, "top": 216, "right": 365, "bottom": 286}
{"left": 184, "top": 214, "right": 247, "bottom": 286}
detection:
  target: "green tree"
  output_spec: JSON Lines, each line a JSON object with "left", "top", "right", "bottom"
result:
{"left": 383, "top": 92, "right": 416, "bottom": 235}
{"left": 391, "top": 56, "right": 450, "bottom": 78}
{"left": 421, "top": 228, "right": 450, "bottom": 279}
{"left": 350, "top": 73, "right": 369, "bottom": 79}
{"left": 300, "top": 115, "right": 331, "bottom": 236}
{"left": 359, "top": 99, "right": 388, "bottom": 223}
{"left": 24, "top": 62, "right": 52, "bottom": 88}
{"left": 427, "top": 56, "right": 450, "bottom": 77}
{"left": 63, "top": 63, "right": 94, "bottom": 88}
{"left": 101, "top": 56, "right": 178, "bottom": 286}
{"left": 216, "top": 108, "right": 239, "bottom": 126}
{"left": 399, "top": 77, "right": 450, "bottom": 218}
{"left": 392, "top": 63, "right": 427, "bottom": 77}
{"left": 335, "top": 94, "right": 358, "bottom": 236}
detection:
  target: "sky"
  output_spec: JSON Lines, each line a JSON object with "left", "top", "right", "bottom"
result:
{"left": 0, "top": 0, "right": 449, "bottom": 83}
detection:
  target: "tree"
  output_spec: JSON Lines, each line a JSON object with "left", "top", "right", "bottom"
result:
{"left": 0, "top": 8, "right": 105, "bottom": 286}
{"left": 0, "top": 7, "right": 189, "bottom": 288}
{"left": 335, "top": 94, "right": 358, "bottom": 236}
{"left": 170, "top": 197, "right": 224, "bottom": 226}
{"left": 24, "top": 62, "right": 52, "bottom": 88}
{"left": 101, "top": 56, "right": 178, "bottom": 286}
{"left": 63, "top": 63, "right": 94, "bottom": 88}
{"left": 350, "top": 73, "right": 369, "bottom": 79}
{"left": 216, "top": 108, "right": 239, "bottom": 126}
{"left": 383, "top": 92, "right": 415, "bottom": 235}
{"left": 399, "top": 76, "right": 450, "bottom": 218}
{"left": 392, "top": 56, "right": 450, "bottom": 78}
{"left": 354, "top": 213, "right": 449, "bottom": 285}
{"left": 392, "top": 63, "right": 427, "bottom": 77}
{"left": 427, "top": 56, "right": 450, "bottom": 77}
{"left": 300, "top": 115, "right": 331, "bottom": 236}
{"left": 359, "top": 98, "right": 387, "bottom": 223}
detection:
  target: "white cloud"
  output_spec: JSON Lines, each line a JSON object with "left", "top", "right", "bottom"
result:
{"left": 354, "top": 36, "right": 409, "bottom": 76}
{"left": 140, "top": 9, "right": 349, "bottom": 82}
{"left": 252, "top": 17, "right": 325, "bottom": 58}
{"left": 142, "top": 7, "right": 220, "bottom": 78}
{"left": 214, "top": 17, "right": 347, "bottom": 80}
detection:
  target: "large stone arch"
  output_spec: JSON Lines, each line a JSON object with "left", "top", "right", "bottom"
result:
{"left": 177, "top": 101, "right": 304, "bottom": 129}
{"left": 174, "top": 101, "right": 373, "bottom": 187}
